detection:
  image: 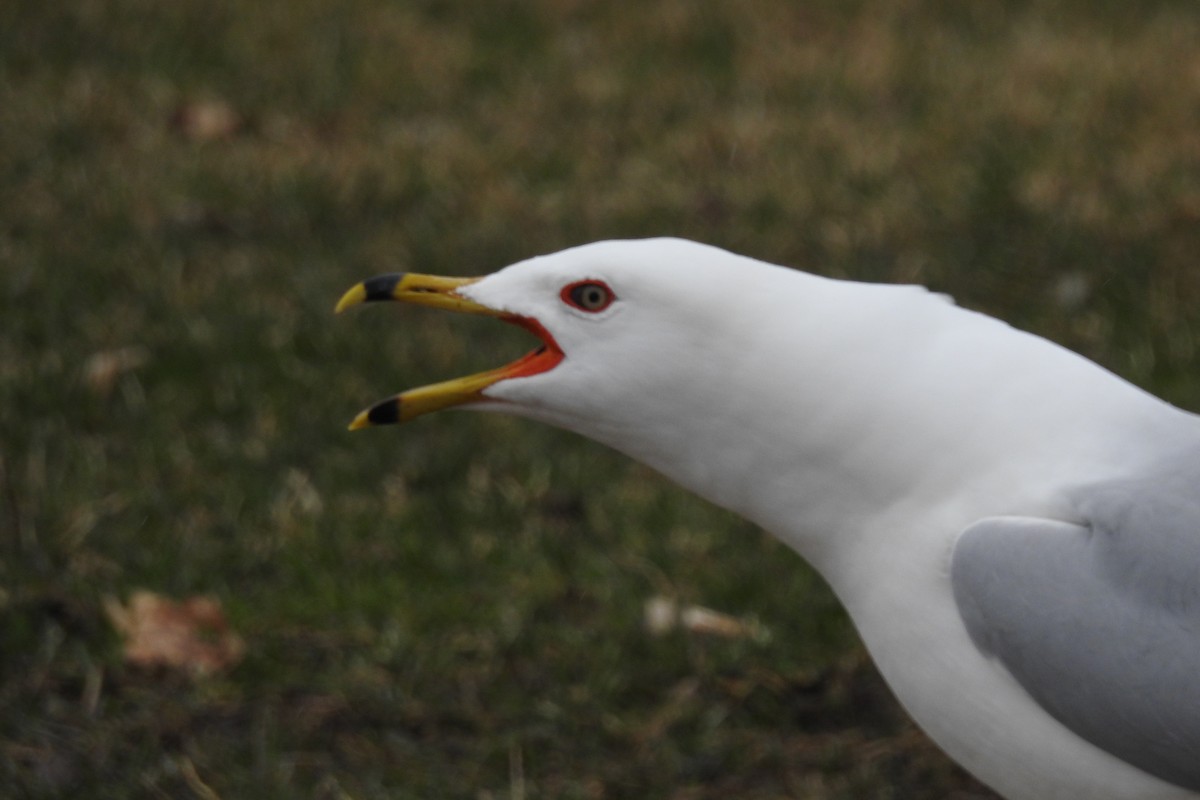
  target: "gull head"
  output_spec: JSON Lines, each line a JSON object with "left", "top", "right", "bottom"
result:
{"left": 334, "top": 237, "right": 952, "bottom": 531}
{"left": 335, "top": 238, "right": 792, "bottom": 451}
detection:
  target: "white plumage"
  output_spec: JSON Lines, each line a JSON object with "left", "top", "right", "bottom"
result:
{"left": 340, "top": 238, "right": 1200, "bottom": 799}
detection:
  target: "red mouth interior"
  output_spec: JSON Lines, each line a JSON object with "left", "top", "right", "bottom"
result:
{"left": 497, "top": 315, "right": 564, "bottom": 380}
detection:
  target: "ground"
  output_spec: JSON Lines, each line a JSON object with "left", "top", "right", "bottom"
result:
{"left": 3, "top": 1, "right": 1200, "bottom": 797}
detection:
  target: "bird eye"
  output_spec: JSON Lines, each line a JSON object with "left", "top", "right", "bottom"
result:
{"left": 562, "top": 280, "right": 615, "bottom": 313}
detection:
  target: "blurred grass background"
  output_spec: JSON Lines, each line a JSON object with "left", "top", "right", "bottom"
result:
{"left": 3, "top": 1, "right": 1200, "bottom": 797}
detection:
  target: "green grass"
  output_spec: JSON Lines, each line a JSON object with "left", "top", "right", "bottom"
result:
{"left": 3, "top": 1, "right": 1200, "bottom": 797}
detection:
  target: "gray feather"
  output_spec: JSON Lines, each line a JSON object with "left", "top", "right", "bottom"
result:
{"left": 952, "top": 465, "right": 1200, "bottom": 790}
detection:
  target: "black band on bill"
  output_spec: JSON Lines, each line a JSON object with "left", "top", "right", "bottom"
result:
{"left": 365, "top": 397, "right": 402, "bottom": 426}
{"left": 362, "top": 274, "right": 404, "bottom": 302}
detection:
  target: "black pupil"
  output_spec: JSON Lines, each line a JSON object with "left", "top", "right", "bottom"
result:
{"left": 575, "top": 284, "right": 607, "bottom": 309}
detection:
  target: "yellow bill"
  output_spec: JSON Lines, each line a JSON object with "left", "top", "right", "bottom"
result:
{"left": 336, "top": 272, "right": 562, "bottom": 430}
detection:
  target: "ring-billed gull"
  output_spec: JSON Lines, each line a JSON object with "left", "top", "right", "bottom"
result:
{"left": 336, "top": 238, "right": 1200, "bottom": 800}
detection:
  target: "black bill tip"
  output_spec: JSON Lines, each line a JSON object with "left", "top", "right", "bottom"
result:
{"left": 362, "top": 273, "right": 404, "bottom": 302}
{"left": 349, "top": 397, "right": 402, "bottom": 430}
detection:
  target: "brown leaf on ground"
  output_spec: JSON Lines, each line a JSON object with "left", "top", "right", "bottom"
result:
{"left": 82, "top": 346, "right": 149, "bottom": 396}
{"left": 169, "top": 98, "right": 244, "bottom": 141}
{"left": 643, "top": 595, "right": 770, "bottom": 641}
{"left": 105, "top": 590, "right": 244, "bottom": 676}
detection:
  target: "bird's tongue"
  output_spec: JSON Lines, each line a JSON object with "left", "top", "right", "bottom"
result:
{"left": 496, "top": 317, "right": 565, "bottom": 380}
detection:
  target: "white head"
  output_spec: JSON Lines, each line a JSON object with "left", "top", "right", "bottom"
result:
{"left": 335, "top": 237, "right": 1004, "bottom": 560}
{"left": 461, "top": 238, "right": 810, "bottom": 438}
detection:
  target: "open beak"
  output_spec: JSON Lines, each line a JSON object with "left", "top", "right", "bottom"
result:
{"left": 335, "top": 273, "right": 563, "bottom": 429}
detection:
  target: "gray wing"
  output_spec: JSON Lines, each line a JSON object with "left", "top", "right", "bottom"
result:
{"left": 951, "top": 471, "right": 1200, "bottom": 791}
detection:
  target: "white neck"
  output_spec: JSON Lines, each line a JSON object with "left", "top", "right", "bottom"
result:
{"left": 563, "top": 273, "right": 1179, "bottom": 582}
